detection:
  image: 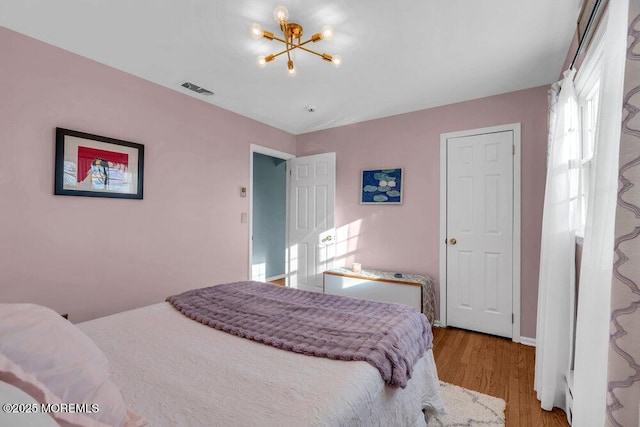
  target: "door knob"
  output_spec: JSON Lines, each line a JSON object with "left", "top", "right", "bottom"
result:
{"left": 449, "top": 238, "right": 457, "bottom": 245}
{"left": 322, "top": 235, "right": 333, "bottom": 242}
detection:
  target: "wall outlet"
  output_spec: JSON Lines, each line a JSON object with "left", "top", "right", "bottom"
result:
{"left": 241, "top": 212, "right": 248, "bottom": 223}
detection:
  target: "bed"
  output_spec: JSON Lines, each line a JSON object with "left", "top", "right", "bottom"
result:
{"left": 1, "top": 282, "right": 445, "bottom": 427}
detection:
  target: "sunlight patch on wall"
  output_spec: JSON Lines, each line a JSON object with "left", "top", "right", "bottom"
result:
{"left": 252, "top": 262, "right": 266, "bottom": 282}
{"left": 333, "top": 219, "right": 362, "bottom": 266}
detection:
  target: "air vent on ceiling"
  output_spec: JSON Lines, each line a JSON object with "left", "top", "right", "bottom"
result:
{"left": 181, "top": 81, "right": 214, "bottom": 96}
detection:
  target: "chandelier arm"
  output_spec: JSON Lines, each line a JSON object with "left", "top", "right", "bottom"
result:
{"left": 294, "top": 37, "right": 319, "bottom": 49}
{"left": 262, "top": 45, "right": 330, "bottom": 61}
{"left": 287, "top": 37, "right": 295, "bottom": 64}
{"left": 267, "top": 35, "right": 319, "bottom": 51}
{"left": 267, "top": 49, "right": 291, "bottom": 60}
{"left": 295, "top": 45, "right": 330, "bottom": 59}
{"left": 268, "top": 35, "right": 290, "bottom": 45}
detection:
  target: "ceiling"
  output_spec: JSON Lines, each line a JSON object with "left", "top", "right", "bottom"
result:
{"left": 0, "top": 0, "right": 581, "bottom": 135}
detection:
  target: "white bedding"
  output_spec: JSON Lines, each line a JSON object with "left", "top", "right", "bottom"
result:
{"left": 78, "top": 302, "right": 445, "bottom": 426}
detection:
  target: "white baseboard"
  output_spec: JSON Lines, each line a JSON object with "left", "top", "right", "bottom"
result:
{"left": 266, "top": 274, "right": 285, "bottom": 282}
{"left": 433, "top": 320, "right": 443, "bottom": 328}
{"left": 520, "top": 336, "right": 536, "bottom": 347}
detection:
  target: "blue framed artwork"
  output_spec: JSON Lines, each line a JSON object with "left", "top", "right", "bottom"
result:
{"left": 361, "top": 168, "right": 403, "bottom": 204}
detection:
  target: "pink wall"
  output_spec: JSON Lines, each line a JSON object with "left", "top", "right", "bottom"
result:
{"left": 0, "top": 28, "right": 296, "bottom": 322}
{"left": 1, "top": 27, "right": 549, "bottom": 338}
{"left": 297, "top": 87, "right": 549, "bottom": 338}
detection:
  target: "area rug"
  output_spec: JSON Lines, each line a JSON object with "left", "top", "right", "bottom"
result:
{"left": 425, "top": 382, "right": 506, "bottom": 426}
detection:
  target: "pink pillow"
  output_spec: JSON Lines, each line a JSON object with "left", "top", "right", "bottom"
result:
{"left": 0, "top": 304, "right": 145, "bottom": 427}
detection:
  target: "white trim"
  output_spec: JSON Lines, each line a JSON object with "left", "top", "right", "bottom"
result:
{"left": 439, "top": 123, "right": 522, "bottom": 342}
{"left": 520, "top": 336, "right": 537, "bottom": 347}
{"left": 250, "top": 144, "right": 295, "bottom": 161}
{"left": 439, "top": 139, "right": 448, "bottom": 327}
{"left": 248, "top": 144, "right": 295, "bottom": 282}
{"left": 513, "top": 123, "right": 521, "bottom": 342}
{"left": 266, "top": 274, "right": 286, "bottom": 282}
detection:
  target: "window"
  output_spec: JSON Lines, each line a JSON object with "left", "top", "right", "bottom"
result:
{"left": 576, "top": 83, "right": 600, "bottom": 235}
{"left": 574, "top": 24, "right": 605, "bottom": 236}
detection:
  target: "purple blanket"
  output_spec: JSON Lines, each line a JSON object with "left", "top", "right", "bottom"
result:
{"left": 167, "top": 281, "right": 432, "bottom": 388}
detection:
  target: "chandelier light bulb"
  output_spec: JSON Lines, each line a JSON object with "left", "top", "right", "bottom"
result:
{"left": 320, "top": 25, "right": 334, "bottom": 41}
{"left": 287, "top": 60, "right": 297, "bottom": 77}
{"left": 273, "top": 5, "right": 289, "bottom": 23}
{"left": 331, "top": 54, "right": 342, "bottom": 68}
{"left": 256, "top": 55, "right": 267, "bottom": 68}
{"left": 249, "top": 23, "right": 264, "bottom": 39}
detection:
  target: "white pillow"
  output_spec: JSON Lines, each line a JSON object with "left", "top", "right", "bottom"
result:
{"left": 0, "top": 303, "right": 145, "bottom": 427}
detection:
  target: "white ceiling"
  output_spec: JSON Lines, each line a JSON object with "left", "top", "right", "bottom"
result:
{"left": 0, "top": 0, "right": 581, "bottom": 135}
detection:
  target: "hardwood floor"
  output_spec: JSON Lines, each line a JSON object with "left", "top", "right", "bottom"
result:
{"left": 432, "top": 327, "right": 569, "bottom": 426}
{"left": 269, "top": 278, "right": 286, "bottom": 286}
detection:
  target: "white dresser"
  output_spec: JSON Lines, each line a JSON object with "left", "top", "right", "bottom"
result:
{"left": 323, "top": 267, "right": 436, "bottom": 325}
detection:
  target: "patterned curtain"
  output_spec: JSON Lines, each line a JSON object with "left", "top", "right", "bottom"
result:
{"left": 607, "top": 2, "right": 640, "bottom": 426}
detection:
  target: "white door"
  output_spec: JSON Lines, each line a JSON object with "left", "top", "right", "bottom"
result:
{"left": 288, "top": 152, "right": 336, "bottom": 292}
{"left": 446, "top": 131, "right": 514, "bottom": 338}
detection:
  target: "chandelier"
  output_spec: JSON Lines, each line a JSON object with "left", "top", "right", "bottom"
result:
{"left": 249, "top": 5, "right": 342, "bottom": 77}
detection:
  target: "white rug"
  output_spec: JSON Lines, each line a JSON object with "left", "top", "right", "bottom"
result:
{"left": 425, "top": 382, "right": 506, "bottom": 426}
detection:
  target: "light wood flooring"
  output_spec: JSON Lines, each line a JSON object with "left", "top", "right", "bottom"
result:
{"left": 432, "top": 327, "right": 569, "bottom": 427}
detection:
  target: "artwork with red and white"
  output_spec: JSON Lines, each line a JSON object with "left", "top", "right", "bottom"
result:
{"left": 55, "top": 128, "right": 144, "bottom": 199}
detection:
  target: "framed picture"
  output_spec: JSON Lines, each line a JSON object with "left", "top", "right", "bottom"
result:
{"left": 54, "top": 127, "right": 144, "bottom": 199}
{"left": 361, "top": 168, "right": 403, "bottom": 204}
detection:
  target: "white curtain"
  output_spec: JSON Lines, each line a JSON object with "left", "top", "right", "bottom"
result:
{"left": 572, "top": 1, "right": 628, "bottom": 425}
{"left": 534, "top": 69, "right": 579, "bottom": 412}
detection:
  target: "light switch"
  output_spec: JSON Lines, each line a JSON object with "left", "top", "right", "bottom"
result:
{"left": 240, "top": 187, "right": 247, "bottom": 197}
{"left": 241, "top": 212, "right": 248, "bottom": 223}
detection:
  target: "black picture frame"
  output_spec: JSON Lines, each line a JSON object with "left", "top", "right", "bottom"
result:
{"left": 54, "top": 127, "right": 144, "bottom": 199}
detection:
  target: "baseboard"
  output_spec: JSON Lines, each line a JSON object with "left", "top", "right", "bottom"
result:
{"left": 520, "top": 336, "right": 536, "bottom": 347}
{"left": 433, "top": 320, "right": 443, "bottom": 328}
{"left": 266, "top": 274, "right": 285, "bottom": 282}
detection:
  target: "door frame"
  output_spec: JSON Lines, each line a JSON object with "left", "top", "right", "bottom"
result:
{"left": 248, "top": 144, "right": 295, "bottom": 283}
{"left": 438, "top": 123, "right": 522, "bottom": 342}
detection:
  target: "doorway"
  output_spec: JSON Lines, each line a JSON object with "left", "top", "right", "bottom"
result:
{"left": 439, "top": 123, "right": 521, "bottom": 341}
{"left": 249, "top": 146, "right": 336, "bottom": 290}
{"left": 252, "top": 152, "right": 287, "bottom": 282}
{"left": 249, "top": 145, "right": 293, "bottom": 284}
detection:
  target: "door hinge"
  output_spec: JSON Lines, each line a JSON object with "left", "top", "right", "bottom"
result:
{"left": 512, "top": 313, "right": 514, "bottom": 323}
{"left": 512, "top": 145, "right": 515, "bottom": 155}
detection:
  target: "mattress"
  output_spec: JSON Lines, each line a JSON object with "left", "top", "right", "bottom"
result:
{"left": 78, "top": 302, "right": 445, "bottom": 426}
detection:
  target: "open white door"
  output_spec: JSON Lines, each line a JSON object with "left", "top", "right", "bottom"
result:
{"left": 288, "top": 152, "right": 336, "bottom": 292}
